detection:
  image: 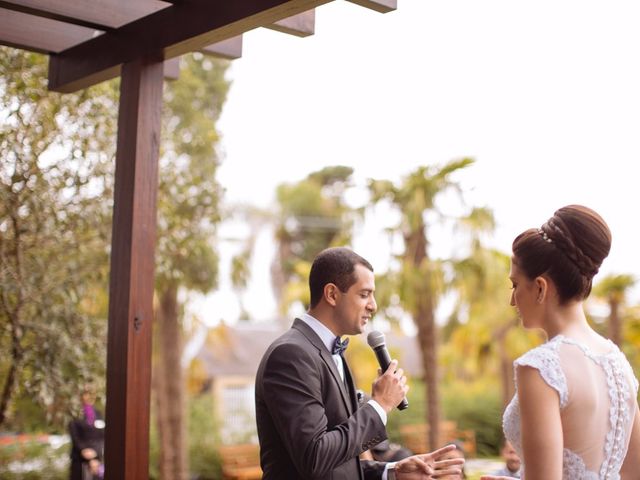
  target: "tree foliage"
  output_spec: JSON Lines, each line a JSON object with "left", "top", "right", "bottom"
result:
{"left": 152, "top": 53, "right": 230, "bottom": 480}
{"left": 272, "top": 165, "right": 356, "bottom": 314}
{"left": 0, "top": 47, "right": 117, "bottom": 429}
{"left": 368, "top": 158, "right": 475, "bottom": 450}
{"left": 594, "top": 274, "right": 637, "bottom": 346}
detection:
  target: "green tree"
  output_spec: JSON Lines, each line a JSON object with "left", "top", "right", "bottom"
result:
{"left": 443, "top": 207, "right": 540, "bottom": 408}
{"left": 152, "top": 53, "right": 230, "bottom": 480}
{"left": 594, "top": 274, "right": 637, "bottom": 347}
{"left": 368, "top": 159, "right": 474, "bottom": 450}
{"left": 0, "top": 47, "right": 117, "bottom": 429}
{"left": 271, "top": 165, "right": 356, "bottom": 315}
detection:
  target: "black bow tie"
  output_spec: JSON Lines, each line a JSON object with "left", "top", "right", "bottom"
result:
{"left": 332, "top": 337, "right": 349, "bottom": 356}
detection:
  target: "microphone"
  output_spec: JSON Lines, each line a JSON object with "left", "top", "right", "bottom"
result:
{"left": 367, "top": 330, "right": 409, "bottom": 411}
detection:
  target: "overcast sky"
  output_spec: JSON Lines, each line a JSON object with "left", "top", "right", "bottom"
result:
{"left": 187, "top": 0, "right": 640, "bottom": 328}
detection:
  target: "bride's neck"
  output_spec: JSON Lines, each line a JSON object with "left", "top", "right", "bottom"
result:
{"left": 543, "top": 301, "right": 591, "bottom": 340}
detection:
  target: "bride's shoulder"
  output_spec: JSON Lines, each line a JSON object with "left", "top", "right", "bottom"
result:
{"left": 514, "top": 337, "right": 562, "bottom": 367}
{"left": 513, "top": 338, "right": 569, "bottom": 405}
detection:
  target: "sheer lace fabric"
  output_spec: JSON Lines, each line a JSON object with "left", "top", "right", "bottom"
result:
{"left": 503, "top": 335, "right": 639, "bottom": 479}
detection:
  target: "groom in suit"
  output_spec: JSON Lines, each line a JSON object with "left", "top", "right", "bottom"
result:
{"left": 255, "top": 247, "right": 463, "bottom": 479}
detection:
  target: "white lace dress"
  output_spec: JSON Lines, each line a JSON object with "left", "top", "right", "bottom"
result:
{"left": 503, "top": 335, "right": 639, "bottom": 479}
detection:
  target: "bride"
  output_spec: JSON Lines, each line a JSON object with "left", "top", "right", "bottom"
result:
{"left": 482, "top": 205, "right": 639, "bottom": 480}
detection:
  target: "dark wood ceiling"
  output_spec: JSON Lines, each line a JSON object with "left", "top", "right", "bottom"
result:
{"left": 0, "top": 0, "right": 397, "bottom": 93}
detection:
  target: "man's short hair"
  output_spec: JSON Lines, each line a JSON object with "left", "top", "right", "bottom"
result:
{"left": 308, "top": 247, "right": 373, "bottom": 308}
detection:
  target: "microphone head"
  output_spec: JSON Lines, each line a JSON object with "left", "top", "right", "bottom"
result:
{"left": 367, "top": 330, "right": 386, "bottom": 349}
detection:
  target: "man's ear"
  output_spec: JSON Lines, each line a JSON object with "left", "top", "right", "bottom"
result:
{"left": 324, "top": 283, "right": 340, "bottom": 307}
{"left": 535, "top": 276, "right": 548, "bottom": 304}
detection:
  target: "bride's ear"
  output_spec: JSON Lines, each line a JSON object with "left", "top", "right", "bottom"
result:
{"left": 535, "top": 276, "right": 548, "bottom": 304}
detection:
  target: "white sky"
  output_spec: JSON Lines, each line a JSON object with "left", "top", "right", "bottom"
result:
{"left": 187, "top": 0, "right": 640, "bottom": 328}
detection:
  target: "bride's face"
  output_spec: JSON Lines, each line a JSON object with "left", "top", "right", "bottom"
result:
{"left": 509, "top": 258, "right": 541, "bottom": 328}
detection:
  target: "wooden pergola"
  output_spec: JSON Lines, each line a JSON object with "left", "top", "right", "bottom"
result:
{"left": 0, "top": 0, "right": 397, "bottom": 478}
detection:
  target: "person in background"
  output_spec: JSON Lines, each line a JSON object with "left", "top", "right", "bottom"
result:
{"left": 68, "top": 385, "right": 105, "bottom": 480}
{"left": 438, "top": 442, "right": 466, "bottom": 480}
{"left": 490, "top": 440, "right": 520, "bottom": 478}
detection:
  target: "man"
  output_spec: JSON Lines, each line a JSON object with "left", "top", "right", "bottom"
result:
{"left": 255, "top": 247, "right": 463, "bottom": 479}
{"left": 489, "top": 441, "right": 521, "bottom": 478}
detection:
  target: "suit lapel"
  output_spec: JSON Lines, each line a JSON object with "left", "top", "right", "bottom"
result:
{"left": 342, "top": 359, "right": 358, "bottom": 413}
{"left": 292, "top": 319, "right": 353, "bottom": 415}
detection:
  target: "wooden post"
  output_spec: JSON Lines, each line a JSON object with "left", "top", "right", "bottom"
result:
{"left": 104, "top": 55, "right": 164, "bottom": 480}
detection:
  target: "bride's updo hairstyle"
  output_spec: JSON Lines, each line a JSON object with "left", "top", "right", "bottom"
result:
{"left": 512, "top": 205, "right": 612, "bottom": 304}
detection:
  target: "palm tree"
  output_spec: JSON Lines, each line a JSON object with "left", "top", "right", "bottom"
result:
{"left": 271, "top": 166, "right": 356, "bottom": 315}
{"left": 368, "top": 158, "right": 474, "bottom": 450}
{"left": 594, "top": 274, "right": 637, "bottom": 346}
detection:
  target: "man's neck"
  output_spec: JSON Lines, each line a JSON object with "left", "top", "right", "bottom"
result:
{"left": 307, "top": 308, "right": 339, "bottom": 337}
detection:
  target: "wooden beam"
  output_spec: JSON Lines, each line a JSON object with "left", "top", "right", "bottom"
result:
{"left": 199, "top": 36, "right": 243, "bottom": 60}
{"left": 163, "top": 57, "right": 180, "bottom": 80}
{"left": 264, "top": 9, "right": 314, "bottom": 37}
{"left": 49, "top": 0, "right": 332, "bottom": 93}
{"left": 345, "top": 0, "right": 396, "bottom": 13}
{"left": 0, "top": 8, "right": 100, "bottom": 53}
{"left": 103, "top": 55, "right": 163, "bottom": 480}
{"left": 0, "top": 0, "right": 168, "bottom": 30}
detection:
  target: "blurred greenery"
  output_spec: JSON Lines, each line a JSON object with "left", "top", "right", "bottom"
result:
{"left": 0, "top": 45, "right": 114, "bottom": 431}
{"left": 149, "top": 394, "right": 223, "bottom": 479}
{"left": 0, "top": 438, "right": 70, "bottom": 479}
{"left": 272, "top": 165, "right": 356, "bottom": 316}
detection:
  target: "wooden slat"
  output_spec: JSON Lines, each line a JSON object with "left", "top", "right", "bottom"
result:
{"left": 48, "top": 0, "right": 332, "bottom": 93}
{"left": 0, "top": 8, "right": 101, "bottom": 53}
{"left": 345, "top": 0, "right": 396, "bottom": 13}
{"left": 199, "top": 36, "right": 243, "bottom": 60}
{"left": 0, "top": 0, "right": 168, "bottom": 29}
{"left": 103, "top": 55, "right": 164, "bottom": 480}
{"left": 265, "top": 9, "right": 314, "bottom": 37}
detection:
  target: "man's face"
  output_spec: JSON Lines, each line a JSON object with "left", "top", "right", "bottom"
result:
{"left": 334, "top": 264, "right": 376, "bottom": 336}
{"left": 502, "top": 442, "right": 521, "bottom": 473}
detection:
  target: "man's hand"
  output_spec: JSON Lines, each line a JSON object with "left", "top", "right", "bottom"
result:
{"left": 394, "top": 444, "right": 465, "bottom": 479}
{"left": 89, "top": 459, "right": 101, "bottom": 475}
{"left": 371, "top": 360, "right": 408, "bottom": 412}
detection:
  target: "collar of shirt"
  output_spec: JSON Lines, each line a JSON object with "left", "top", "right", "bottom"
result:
{"left": 299, "top": 312, "right": 337, "bottom": 354}
{"left": 299, "top": 313, "right": 386, "bottom": 425}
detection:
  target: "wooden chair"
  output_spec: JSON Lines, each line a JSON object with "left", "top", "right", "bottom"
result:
{"left": 218, "top": 443, "right": 262, "bottom": 480}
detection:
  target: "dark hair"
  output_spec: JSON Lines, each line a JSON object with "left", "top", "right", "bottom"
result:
{"left": 512, "top": 205, "right": 611, "bottom": 303}
{"left": 309, "top": 247, "right": 373, "bottom": 308}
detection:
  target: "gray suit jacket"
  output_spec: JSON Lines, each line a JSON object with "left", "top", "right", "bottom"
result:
{"left": 255, "top": 319, "right": 388, "bottom": 479}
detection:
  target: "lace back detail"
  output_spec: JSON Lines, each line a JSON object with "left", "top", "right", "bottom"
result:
{"left": 598, "top": 352, "right": 633, "bottom": 478}
{"left": 514, "top": 339, "right": 568, "bottom": 407}
{"left": 503, "top": 336, "right": 639, "bottom": 480}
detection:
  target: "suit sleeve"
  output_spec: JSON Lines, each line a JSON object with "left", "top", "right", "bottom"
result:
{"left": 69, "top": 419, "right": 89, "bottom": 453}
{"left": 262, "top": 342, "right": 388, "bottom": 479}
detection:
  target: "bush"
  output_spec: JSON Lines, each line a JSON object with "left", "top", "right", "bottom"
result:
{"left": 188, "top": 394, "right": 223, "bottom": 480}
{"left": 0, "top": 435, "right": 70, "bottom": 479}
{"left": 385, "top": 379, "right": 504, "bottom": 458}
{"left": 442, "top": 382, "right": 504, "bottom": 457}
{"left": 149, "top": 393, "right": 224, "bottom": 479}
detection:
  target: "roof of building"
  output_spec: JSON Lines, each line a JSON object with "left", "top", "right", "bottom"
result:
{"left": 196, "top": 322, "right": 422, "bottom": 379}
